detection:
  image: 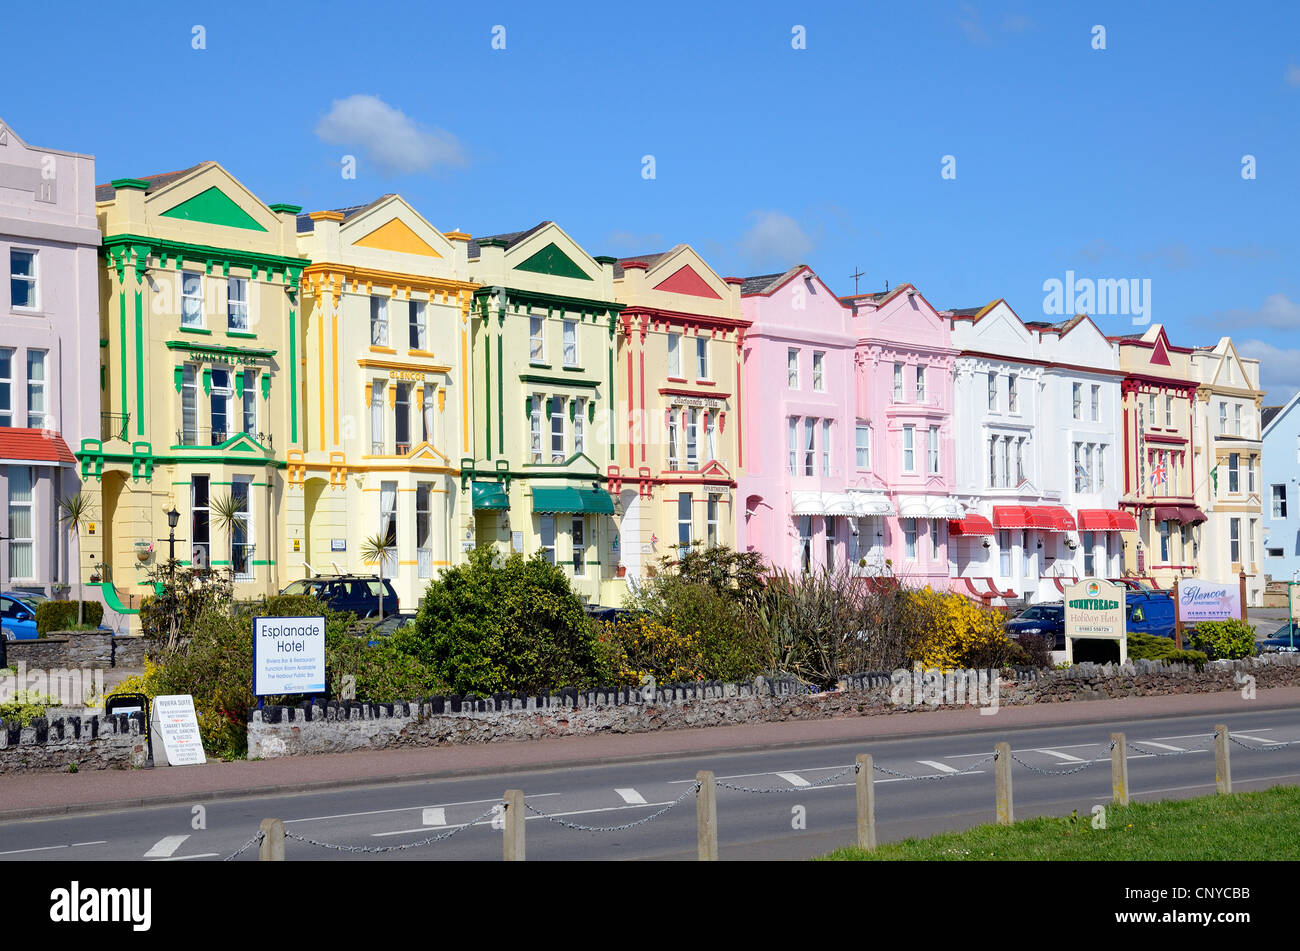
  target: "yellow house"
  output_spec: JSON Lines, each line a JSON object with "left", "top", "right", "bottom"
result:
{"left": 463, "top": 222, "right": 624, "bottom": 605}
{"left": 290, "top": 195, "right": 478, "bottom": 610}
{"left": 609, "top": 246, "right": 748, "bottom": 586}
{"left": 82, "top": 162, "right": 307, "bottom": 617}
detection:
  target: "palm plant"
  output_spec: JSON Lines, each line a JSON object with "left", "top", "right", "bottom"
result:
{"left": 208, "top": 492, "right": 244, "bottom": 571}
{"left": 360, "top": 530, "right": 397, "bottom": 620}
{"left": 57, "top": 492, "right": 98, "bottom": 627}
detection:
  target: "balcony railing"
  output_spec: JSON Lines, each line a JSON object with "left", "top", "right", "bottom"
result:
{"left": 176, "top": 427, "right": 273, "bottom": 449}
{"left": 101, "top": 412, "right": 130, "bottom": 442}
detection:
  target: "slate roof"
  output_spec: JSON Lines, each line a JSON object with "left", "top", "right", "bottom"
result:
{"left": 296, "top": 194, "right": 398, "bottom": 233}
{"left": 466, "top": 222, "right": 551, "bottom": 259}
{"left": 610, "top": 250, "right": 671, "bottom": 278}
{"left": 1263, "top": 406, "right": 1283, "bottom": 430}
{"left": 740, "top": 267, "right": 808, "bottom": 296}
{"left": 94, "top": 162, "right": 214, "bottom": 202}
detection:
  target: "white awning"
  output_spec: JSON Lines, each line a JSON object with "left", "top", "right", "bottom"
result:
{"left": 897, "top": 495, "right": 963, "bottom": 519}
{"left": 848, "top": 492, "right": 894, "bottom": 516}
{"left": 821, "top": 492, "right": 858, "bottom": 516}
{"left": 791, "top": 491, "right": 832, "bottom": 516}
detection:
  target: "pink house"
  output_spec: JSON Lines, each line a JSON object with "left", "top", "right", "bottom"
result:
{"left": 841, "top": 285, "right": 960, "bottom": 591}
{"left": 738, "top": 267, "right": 860, "bottom": 574}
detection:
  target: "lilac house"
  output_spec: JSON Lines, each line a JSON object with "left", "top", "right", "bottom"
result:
{"left": 0, "top": 119, "right": 100, "bottom": 600}
{"left": 738, "top": 267, "right": 861, "bottom": 574}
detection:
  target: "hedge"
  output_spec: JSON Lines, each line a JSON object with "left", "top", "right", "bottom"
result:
{"left": 34, "top": 600, "right": 104, "bottom": 635}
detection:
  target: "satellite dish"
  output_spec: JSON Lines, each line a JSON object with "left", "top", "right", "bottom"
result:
{"left": 190, "top": 544, "right": 209, "bottom": 570}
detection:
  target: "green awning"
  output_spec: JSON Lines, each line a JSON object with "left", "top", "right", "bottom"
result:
{"left": 531, "top": 486, "right": 614, "bottom": 515}
{"left": 471, "top": 481, "right": 509, "bottom": 510}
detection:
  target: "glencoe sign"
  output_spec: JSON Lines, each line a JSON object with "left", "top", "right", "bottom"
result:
{"left": 1176, "top": 581, "right": 1240, "bottom": 623}
{"left": 1063, "top": 578, "right": 1127, "bottom": 664}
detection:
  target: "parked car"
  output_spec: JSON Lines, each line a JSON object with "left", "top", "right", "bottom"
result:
{"left": 1005, "top": 604, "right": 1065, "bottom": 649}
{"left": 1258, "top": 621, "right": 1300, "bottom": 654}
{"left": 1125, "top": 591, "right": 1177, "bottom": 639}
{"left": 0, "top": 594, "right": 39, "bottom": 641}
{"left": 278, "top": 575, "right": 399, "bottom": 619}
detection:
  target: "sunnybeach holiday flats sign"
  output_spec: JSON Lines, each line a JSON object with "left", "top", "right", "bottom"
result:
{"left": 1063, "top": 578, "right": 1127, "bottom": 664}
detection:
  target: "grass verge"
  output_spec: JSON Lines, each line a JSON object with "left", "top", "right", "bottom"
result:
{"left": 821, "top": 785, "right": 1300, "bottom": 860}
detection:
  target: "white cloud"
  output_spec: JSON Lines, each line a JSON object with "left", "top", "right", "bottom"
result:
{"left": 1218, "top": 293, "right": 1300, "bottom": 330}
{"left": 736, "top": 211, "right": 814, "bottom": 272}
{"left": 315, "top": 95, "right": 465, "bottom": 177}
{"left": 1286, "top": 63, "right": 1300, "bottom": 86}
{"left": 1236, "top": 338, "right": 1300, "bottom": 403}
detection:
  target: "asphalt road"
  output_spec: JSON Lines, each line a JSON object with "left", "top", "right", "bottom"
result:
{"left": 1, "top": 706, "right": 1297, "bottom": 861}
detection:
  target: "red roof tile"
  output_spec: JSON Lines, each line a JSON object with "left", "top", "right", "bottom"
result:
{"left": 0, "top": 428, "right": 76, "bottom": 465}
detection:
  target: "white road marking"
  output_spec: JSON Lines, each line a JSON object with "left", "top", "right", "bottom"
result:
{"left": 422, "top": 808, "right": 446, "bottom": 826}
{"left": 0, "top": 844, "right": 67, "bottom": 856}
{"left": 776, "top": 772, "right": 811, "bottom": 787}
{"left": 1138, "top": 740, "right": 1186, "bottom": 752}
{"left": 1233, "top": 733, "right": 1283, "bottom": 745}
{"left": 70, "top": 841, "right": 106, "bottom": 848}
{"left": 615, "top": 788, "right": 647, "bottom": 804}
{"left": 285, "top": 793, "right": 561, "bottom": 824}
{"left": 158, "top": 853, "right": 219, "bottom": 861}
{"left": 917, "top": 760, "right": 961, "bottom": 774}
{"left": 144, "top": 835, "right": 190, "bottom": 858}
{"left": 1037, "top": 749, "right": 1087, "bottom": 763}
{"left": 373, "top": 799, "right": 679, "bottom": 836}
{"left": 668, "top": 765, "right": 852, "bottom": 784}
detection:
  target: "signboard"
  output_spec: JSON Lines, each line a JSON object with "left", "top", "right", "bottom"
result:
{"left": 1175, "top": 580, "right": 1241, "bottom": 623}
{"left": 1291, "top": 582, "right": 1300, "bottom": 622}
{"left": 150, "top": 695, "right": 206, "bottom": 766}
{"left": 331, "top": 539, "right": 346, "bottom": 552}
{"left": 511, "top": 531, "right": 523, "bottom": 553}
{"left": 1063, "top": 578, "right": 1127, "bottom": 664}
{"left": 253, "top": 616, "right": 326, "bottom": 696}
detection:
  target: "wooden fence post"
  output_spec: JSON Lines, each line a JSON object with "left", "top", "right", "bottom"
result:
{"left": 995, "top": 742, "right": 1013, "bottom": 825}
{"left": 696, "top": 770, "right": 717, "bottom": 861}
{"left": 1214, "top": 724, "right": 1232, "bottom": 795}
{"left": 258, "top": 818, "right": 285, "bottom": 861}
{"left": 1111, "top": 733, "right": 1129, "bottom": 806}
{"left": 503, "top": 789, "right": 525, "bottom": 860}
{"left": 856, "top": 754, "right": 876, "bottom": 851}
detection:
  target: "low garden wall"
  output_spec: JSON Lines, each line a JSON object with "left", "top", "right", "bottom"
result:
{"left": 0, "top": 712, "right": 149, "bottom": 774}
{"left": 3, "top": 633, "right": 145, "bottom": 669}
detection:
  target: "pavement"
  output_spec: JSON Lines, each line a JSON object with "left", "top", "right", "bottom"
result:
{"left": 2, "top": 684, "right": 1296, "bottom": 822}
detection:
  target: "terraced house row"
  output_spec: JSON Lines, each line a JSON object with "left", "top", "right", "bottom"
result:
{"left": 0, "top": 122, "right": 1273, "bottom": 631}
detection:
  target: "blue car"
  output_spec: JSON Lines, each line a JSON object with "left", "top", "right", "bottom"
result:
{"left": 1125, "top": 591, "right": 1177, "bottom": 638}
{"left": 1259, "top": 621, "right": 1300, "bottom": 654}
{"left": 1005, "top": 604, "right": 1065, "bottom": 649}
{"left": 0, "top": 594, "right": 38, "bottom": 641}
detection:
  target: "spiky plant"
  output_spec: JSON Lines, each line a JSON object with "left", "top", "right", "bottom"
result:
{"left": 360, "top": 530, "right": 397, "bottom": 620}
{"left": 57, "top": 492, "right": 98, "bottom": 627}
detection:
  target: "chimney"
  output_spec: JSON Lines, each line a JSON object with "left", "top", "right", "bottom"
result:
{"left": 269, "top": 204, "right": 303, "bottom": 252}
{"left": 444, "top": 230, "right": 471, "bottom": 278}
{"left": 307, "top": 210, "right": 345, "bottom": 259}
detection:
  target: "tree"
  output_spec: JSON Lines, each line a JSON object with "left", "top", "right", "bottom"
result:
{"left": 57, "top": 492, "right": 97, "bottom": 627}
{"left": 359, "top": 530, "right": 397, "bottom": 620}
{"left": 392, "top": 546, "right": 602, "bottom": 694}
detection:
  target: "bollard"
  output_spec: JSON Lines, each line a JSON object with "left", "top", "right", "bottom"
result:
{"left": 503, "top": 789, "right": 525, "bottom": 861}
{"left": 258, "top": 818, "right": 285, "bottom": 861}
{"left": 994, "top": 742, "right": 1013, "bottom": 825}
{"left": 1214, "top": 724, "right": 1231, "bottom": 795}
{"left": 696, "top": 771, "right": 717, "bottom": 861}
{"left": 1111, "top": 733, "right": 1129, "bottom": 806}
{"left": 856, "top": 754, "right": 876, "bottom": 851}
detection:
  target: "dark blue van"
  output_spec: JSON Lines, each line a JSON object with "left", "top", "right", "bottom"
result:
{"left": 1125, "top": 591, "right": 1176, "bottom": 638}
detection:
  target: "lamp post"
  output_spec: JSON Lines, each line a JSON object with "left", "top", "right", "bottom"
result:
{"left": 166, "top": 506, "right": 180, "bottom": 581}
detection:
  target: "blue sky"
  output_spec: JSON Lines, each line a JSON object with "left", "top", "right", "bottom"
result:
{"left": 5, "top": 0, "right": 1298, "bottom": 397}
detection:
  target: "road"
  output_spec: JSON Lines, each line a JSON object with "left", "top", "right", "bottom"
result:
{"left": 1, "top": 706, "right": 1297, "bottom": 861}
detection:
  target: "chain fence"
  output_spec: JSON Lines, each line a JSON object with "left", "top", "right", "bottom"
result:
{"left": 221, "top": 724, "right": 1297, "bottom": 859}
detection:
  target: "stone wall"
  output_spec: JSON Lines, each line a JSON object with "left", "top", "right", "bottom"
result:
{"left": 245, "top": 654, "right": 1300, "bottom": 759}
{"left": 0, "top": 712, "right": 150, "bottom": 774}
{"left": 4, "top": 633, "right": 145, "bottom": 669}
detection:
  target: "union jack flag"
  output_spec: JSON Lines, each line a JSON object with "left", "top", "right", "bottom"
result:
{"left": 1149, "top": 456, "right": 1167, "bottom": 487}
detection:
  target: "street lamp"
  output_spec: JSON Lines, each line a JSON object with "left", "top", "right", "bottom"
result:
{"left": 166, "top": 506, "right": 180, "bottom": 583}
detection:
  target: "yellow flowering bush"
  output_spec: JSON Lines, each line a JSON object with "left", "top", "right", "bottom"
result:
{"left": 597, "top": 613, "right": 705, "bottom": 686}
{"left": 908, "top": 589, "right": 1014, "bottom": 670}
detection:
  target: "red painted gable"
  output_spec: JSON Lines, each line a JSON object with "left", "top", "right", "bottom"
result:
{"left": 0, "top": 427, "right": 76, "bottom": 465}
{"left": 653, "top": 265, "right": 721, "bottom": 299}
{"left": 1150, "top": 334, "right": 1171, "bottom": 366}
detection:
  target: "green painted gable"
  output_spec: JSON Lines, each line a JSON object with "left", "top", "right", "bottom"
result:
{"left": 514, "top": 242, "right": 591, "bottom": 281}
{"left": 160, "top": 187, "right": 268, "bottom": 232}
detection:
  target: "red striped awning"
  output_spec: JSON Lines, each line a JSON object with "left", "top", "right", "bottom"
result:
{"left": 991, "top": 505, "right": 1035, "bottom": 529}
{"left": 949, "top": 515, "right": 995, "bottom": 536}
{"left": 1109, "top": 511, "right": 1138, "bottom": 532}
{"left": 1076, "top": 509, "right": 1112, "bottom": 532}
{"left": 1032, "top": 505, "right": 1077, "bottom": 532}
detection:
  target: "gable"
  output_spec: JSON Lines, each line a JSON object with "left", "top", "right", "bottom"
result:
{"left": 515, "top": 242, "right": 592, "bottom": 281}
{"left": 408, "top": 440, "right": 449, "bottom": 463}
{"left": 160, "top": 186, "right": 267, "bottom": 232}
{"left": 1149, "top": 334, "right": 1171, "bottom": 366}
{"left": 353, "top": 217, "right": 442, "bottom": 258}
{"left": 653, "top": 264, "right": 721, "bottom": 299}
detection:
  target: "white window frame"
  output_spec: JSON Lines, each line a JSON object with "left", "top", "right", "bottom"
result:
{"left": 232, "top": 475, "right": 254, "bottom": 582}
{"left": 678, "top": 492, "right": 693, "bottom": 553}
{"left": 1272, "top": 484, "right": 1287, "bottom": 519}
{"left": 409, "top": 300, "right": 427, "bottom": 351}
{"left": 928, "top": 425, "right": 940, "bottom": 475}
{"left": 563, "top": 319, "right": 578, "bottom": 367}
{"left": 181, "top": 270, "right": 204, "bottom": 328}
{"left": 822, "top": 419, "right": 832, "bottom": 476}
{"left": 550, "top": 396, "right": 565, "bottom": 463}
{"left": 241, "top": 369, "right": 257, "bottom": 436}
{"left": 902, "top": 425, "right": 915, "bottom": 473}
{"left": 370, "top": 295, "right": 389, "bottom": 347}
{"left": 1007, "top": 373, "right": 1018, "bottom": 413}
{"left": 894, "top": 363, "right": 904, "bottom": 401}
{"left": 571, "top": 516, "right": 586, "bottom": 575}
{"left": 1073, "top": 382, "right": 1082, "bottom": 419}
{"left": 529, "top": 315, "right": 545, "bottom": 363}
{"left": 25, "top": 349, "right": 47, "bottom": 429}
{"left": 812, "top": 351, "right": 825, "bottom": 392}
{"left": 539, "top": 515, "right": 556, "bottom": 564}
{"left": 9, "top": 249, "right": 38, "bottom": 311}
{"left": 707, "top": 493, "right": 720, "bottom": 548}
{"left": 0, "top": 347, "right": 12, "bottom": 426}
{"left": 574, "top": 397, "right": 586, "bottom": 457}
{"left": 856, "top": 423, "right": 870, "bottom": 470}
{"left": 210, "top": 366, "right": 233, "bottom": 444}
{"left": 227, "top": 276, "right": 249, "bottom": 332}
{"left": 686, "top": 407, "right": 700, "bottom": 469}
{"left": 668, "top": 333, "right": 682, "bottom": 378}
{"left": 7, "top": 465, "right": 34, "bottom": 579}
{"left": 696, "top": 335, "right": 709, "bottom": 379}
{"left": 1090, "top": 384, "right": 1100, "bottom": 422}
{"left": 416, "top": 483, "right": 433, "bottom": 578}
{"left": 787, "top": 417, "right": 797, "bottom": 474}
{"left": 804, "top": 417, "right": 816, "bottom": 476}
{"left": 787, "top": 348, "right": 800, "bottom": 389}
{"left": 371, "top": 381, "right": 387, "bottom": 454}
{"left": 669, "top": 408, "right": 680, "bottom": 470}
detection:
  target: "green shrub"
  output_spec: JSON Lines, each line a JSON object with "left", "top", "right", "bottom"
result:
{"left": 1188, "top": 619, "right": 1256, "bottom": 659}
{"left": 596, "top": 613, "right": 704, "bottom": 685}
{"left": 34, "top": 600, "right": 104, "bottom": 635}
{"left": 1126, "top": 632, "right": 1208, "bottom": 668}
{"left": 626, "top": 574, "right": 761, "bottom": 681}
{"left": 0, "top": 690, "right": 58, "bottom": 726}
{"left": 393, "top": 546, "right": 603, "bottom": 695}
